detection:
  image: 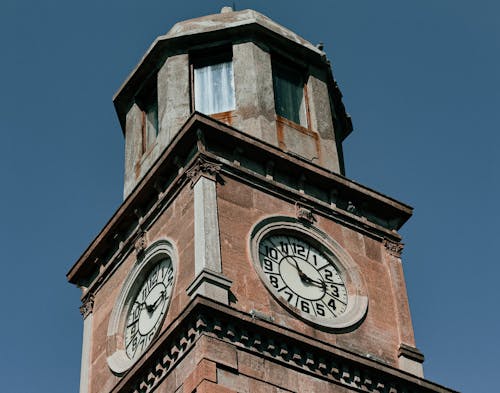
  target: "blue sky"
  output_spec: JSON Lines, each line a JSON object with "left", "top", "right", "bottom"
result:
{"left": 0, "top": 1, "right": 498, "bottom": 392}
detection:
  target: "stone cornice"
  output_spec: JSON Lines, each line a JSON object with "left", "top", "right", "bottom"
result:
{"left": 111, "top": 297, "right": 456, "bottom": 393}
{"left": 67, "top": 113, "right": 412, "bottom": 290}
{"left": 210, "top": 151, "right": 405, "bottom": 245}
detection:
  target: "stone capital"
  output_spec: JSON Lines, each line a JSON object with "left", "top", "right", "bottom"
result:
{"left": 79, "top": 295, "right": 94, "bottom": 319}
{"left": 186, "top": 157, "right": 222, "bottom": 188}
{"left": 384, "top": 239, "right": 404, "bottom": 258}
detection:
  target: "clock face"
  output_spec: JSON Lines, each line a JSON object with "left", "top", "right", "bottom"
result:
{"left": 124, "top": 258, "right": 174, "bottom": 361}
{"left": 258, "top": 233, "right": 348, "bottom": 321}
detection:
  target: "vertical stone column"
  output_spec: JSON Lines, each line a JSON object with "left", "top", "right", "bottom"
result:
{"left": 186, "top": 158, "right": 232, "bottom": 304}
{"left": 306, "top": 67, "right": 340, "bottom": 173}
{"left": 123, "top": 104, "right": 144, "bottom": 198}
{"left": 233, "top": 42, "right": 277, "bottom": 145}
{"left": 157, "top": 53, "right": 191, "bottom": 147}
{"left": 384, "top": 239, "right": 425, "bottom": 377}
{"left": 79, "top": 295, "right": 94, "bottom": 393}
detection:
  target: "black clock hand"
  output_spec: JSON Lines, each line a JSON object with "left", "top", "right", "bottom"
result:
{"left": 304, "top": 277, "right": 327, "bottom": 291}
{"left": 153, "top": 290, "right": 166, "bottom": 309}
{"left": 285, "top": 257, "right": 327, "bottom": 289}
{"left": 126, "top": 319, "right": 139, "bottom": 328}
{"left": 134, "top": 300, "right": 148, "bottom": 309}
{"left": 146, "top": 290, "right": 166, "bottom": 312}
{"left": 286, "top": 257, "right": 326, "bottom": 291}
{"left": 286, "top": 256, "right": 310, "bottom": 282}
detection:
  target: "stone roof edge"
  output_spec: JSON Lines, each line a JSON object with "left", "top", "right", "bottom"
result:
{"left": 165, "top": 9, "right": 320, "bottom": 53}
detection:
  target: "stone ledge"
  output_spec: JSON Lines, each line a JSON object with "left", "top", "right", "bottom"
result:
{"left": 398, "top": 344, "right": 425, "bottom": 364}
{"left": 398, "top": 343, "right": 425, "bottom": 378}
{"left": 186, "top": 269, "right": 233, "bottom": 305}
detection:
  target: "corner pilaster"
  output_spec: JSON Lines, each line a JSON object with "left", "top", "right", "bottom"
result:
{"left": 186, "top": 159, "right": 232, "bottom": 304}
{"left": 79, "top": 294, "right": 94, "bottom": 393}
{"left": 384, "top": 239, "right": 424, "bottom": 377}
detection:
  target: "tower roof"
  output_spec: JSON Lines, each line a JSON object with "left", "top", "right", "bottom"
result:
{"left": 164, "top": 8, "right": 322, "bottom": 54}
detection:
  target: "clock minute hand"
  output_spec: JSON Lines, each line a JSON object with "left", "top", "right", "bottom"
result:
{"left": 286, "top": 256, "right": 309, "bottom": 282}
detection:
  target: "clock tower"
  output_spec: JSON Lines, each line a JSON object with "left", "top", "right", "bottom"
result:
{"left": 68, "top": 7, "right": 455, "bottom": 393}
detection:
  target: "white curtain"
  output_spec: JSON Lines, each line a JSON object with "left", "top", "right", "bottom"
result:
{"left": 194, "top": 61, "right": 235, "bottom": 115}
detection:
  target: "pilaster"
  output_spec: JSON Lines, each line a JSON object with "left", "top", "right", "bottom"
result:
{"left": 79, "top": 294, "right": 94, "bottom": 393}
{"left": 384, "top": 239, "right": 424, "bottom": 377}
{"left": 186, "top": 158, "right": 232, "bottom": 304}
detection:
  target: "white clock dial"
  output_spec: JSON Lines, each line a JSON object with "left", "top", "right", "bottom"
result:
{"left": 125, "top": 258, "right": 174, "bottom": 361}
{"left": 259, "top": 233, "right": 348, "bottom": 319}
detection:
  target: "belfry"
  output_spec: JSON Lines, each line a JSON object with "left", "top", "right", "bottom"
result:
{"left": 68, "top": 7, "right": 456, "bottom": 393}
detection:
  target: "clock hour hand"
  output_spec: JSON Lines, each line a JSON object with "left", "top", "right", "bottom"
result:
{"left": 304, "top": 277, "right": 327, "bottom": 290}
{"left": 285, "top": 256, "right": 324, "bottom": 289}
{"left": 146, "top": 290, "right": 166, "bottom": 312}
{"left": 296, "top": 272, "right": 326, "bottom": 289}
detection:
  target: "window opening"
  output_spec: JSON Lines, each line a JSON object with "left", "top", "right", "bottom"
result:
{"left": 272, "top": 60, "right": 308, "bottom": 127}
{"left": 192, "top": 50, "right": 235, "bottom": 115}
{"left": 136, "top": 77, "right": 158, "bottom": 153}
